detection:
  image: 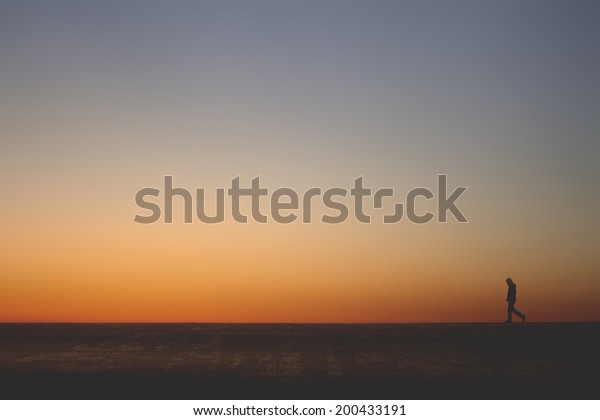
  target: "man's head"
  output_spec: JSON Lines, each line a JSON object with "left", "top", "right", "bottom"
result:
{"left": 506, "top": 277, "right": 514, "bottom": 285}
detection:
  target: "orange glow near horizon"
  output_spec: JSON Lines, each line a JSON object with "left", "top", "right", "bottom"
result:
{"left": 2, "top": 188, "right": 598, "bottom": 323}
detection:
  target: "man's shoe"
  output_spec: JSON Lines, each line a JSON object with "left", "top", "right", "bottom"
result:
{"left": 522, "top": 315, "right": 526, "bottom": 323}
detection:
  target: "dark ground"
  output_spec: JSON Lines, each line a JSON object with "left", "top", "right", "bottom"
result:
{"left": 0, "top": 323, "right": 598, "bottom": 399}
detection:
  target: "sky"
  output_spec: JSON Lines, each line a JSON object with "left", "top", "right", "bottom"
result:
{"left": 1, "top": 1, "right": 599, "bottom": 322}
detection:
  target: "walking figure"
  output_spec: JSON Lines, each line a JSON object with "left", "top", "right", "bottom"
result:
{"left": 505, "top": 277, "right": 526, "bottom": 323}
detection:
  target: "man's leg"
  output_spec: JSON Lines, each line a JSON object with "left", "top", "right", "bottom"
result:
{"left": 513, "top": 306, "right": 525, "bottom": 322}
{"left": 506, "top": 303, "right": 513, "bottom": 323}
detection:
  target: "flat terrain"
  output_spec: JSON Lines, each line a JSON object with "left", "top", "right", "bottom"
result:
{"left": 0, "top": 323, "right": 598, "bottom": 399}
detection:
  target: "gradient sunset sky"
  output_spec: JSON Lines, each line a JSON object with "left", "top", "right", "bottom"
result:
{"left": 1, "top": 1, "right": 598, "bottom": 322}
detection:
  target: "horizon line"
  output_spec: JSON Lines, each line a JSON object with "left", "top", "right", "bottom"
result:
{"left": 1, "top": 321, "right": 599, "bottom": 325}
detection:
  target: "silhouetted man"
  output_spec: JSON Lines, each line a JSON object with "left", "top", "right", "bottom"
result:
{"left": 505, "top": 277, "right": 526, "bottom": 323}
